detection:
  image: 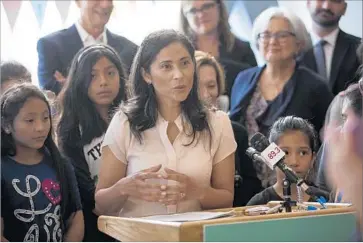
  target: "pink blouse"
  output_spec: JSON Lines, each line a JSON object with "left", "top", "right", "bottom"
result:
{"left": 102, "top": 109, "right": 237, "bottom": 217}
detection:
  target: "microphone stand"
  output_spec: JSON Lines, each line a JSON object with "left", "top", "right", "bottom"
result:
{"left": 281, "top": 178, "right": 296, "bottom": 213}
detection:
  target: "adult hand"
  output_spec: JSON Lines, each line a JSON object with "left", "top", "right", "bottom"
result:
{"left": 162, "top": 168, "right": 206, "bottom": 205}
{"left": 54, "top": 70, "right": 66, "bottom": 84}
{"left": 117, "top": 164, "right": 166, "bottom": 203}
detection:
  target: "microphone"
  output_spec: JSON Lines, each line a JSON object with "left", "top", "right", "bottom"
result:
{"left": 248, "top": 132, "right": 326, "bottom": 206}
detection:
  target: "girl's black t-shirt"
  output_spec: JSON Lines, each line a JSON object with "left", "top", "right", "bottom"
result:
{"left": 1, "top": 154, "right": 82, "bottom": 242}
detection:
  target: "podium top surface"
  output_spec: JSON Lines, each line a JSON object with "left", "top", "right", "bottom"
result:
{"left": 98, "top": 204, "right": 355, "bottom": 242}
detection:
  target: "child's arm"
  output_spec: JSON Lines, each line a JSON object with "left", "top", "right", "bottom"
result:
{"left": 63, "top": 211, "right": 84, "bottom": 242}
{"left": 62, "top": 160, "right": 84, "bottom": 241}
{"left": 1, "top": 218, "right": 9, "bottom": 242}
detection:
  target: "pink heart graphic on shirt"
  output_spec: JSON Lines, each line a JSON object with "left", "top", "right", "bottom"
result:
{"left": 42, "top": 179, "right": 61, "bottom": 205}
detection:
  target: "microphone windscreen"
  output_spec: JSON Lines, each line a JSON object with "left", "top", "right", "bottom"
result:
{"left": 250, "top": 132, "right": 270, "bottom": 152}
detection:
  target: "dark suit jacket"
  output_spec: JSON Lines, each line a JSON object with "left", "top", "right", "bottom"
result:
{"left": 229, "top": 63, "right": 334, "bottom": 136}
{"left": 219, "top": 37, "right": 257, "bottom": 68}
{"left": 219, "top": 39, "right": 256, "bottom": 98}
{"left": 219, "top": 58, "right": 250, "bottom": 98}
{"left": 301, "top": 30, "right": 361, "bottom": 95}
{"left": 37, "top": 24, "right": 138, "bottom": 94}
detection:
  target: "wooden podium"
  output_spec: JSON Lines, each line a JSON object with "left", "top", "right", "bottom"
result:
{"left": 98, "top": 203, "right": 356, "bottom": 242}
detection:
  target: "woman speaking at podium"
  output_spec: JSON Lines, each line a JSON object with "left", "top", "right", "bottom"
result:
{"left": 94, "top": 30, "right": 237, "bottom": 217}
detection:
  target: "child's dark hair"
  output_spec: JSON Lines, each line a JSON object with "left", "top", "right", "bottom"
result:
{"left": 1, "top": 61, "right": 31, "bottom": 84}
{"left": 269, "top": 116, "right": 318, "bottom": 153}
{"left": 1, "top": 83, "right": 70, "bottom": 233}
{"left": 57, "top": 44, "right": 126, "bottom": 148}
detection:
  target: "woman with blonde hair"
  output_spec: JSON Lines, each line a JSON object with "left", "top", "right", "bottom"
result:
{"left": 195, "top": 50, "right": 262, "bottom": 206}
{"left": 195, "top": 50, "right": 227, "bottom": 111}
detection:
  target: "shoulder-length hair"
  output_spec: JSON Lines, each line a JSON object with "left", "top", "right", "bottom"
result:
{"left": 1, "top": 83, "right": 72, "bottom": 233}
{"left": 57, "top": 44, "right": 126, "bottom": 149}
{"left": 252, "top": 7, "right": 312, "bottom": 56}
{"left": 180, "top": 0, "right": 235, "bottom": 52}
{"left": 122, "top": 29, "right": 211, "bottom": 145}
{"left": 195, "top": 50, "right": 226, "bottom": 96}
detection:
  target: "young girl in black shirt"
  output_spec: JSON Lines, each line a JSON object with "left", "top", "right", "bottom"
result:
{"left": 1, "top": 84, "right": 83, "bottom": 241}
{"left": 247, "top": 116, "right": 329, "bottom": 206}
{"left": 57, "top": 44, "right": 126, "bottom": 241}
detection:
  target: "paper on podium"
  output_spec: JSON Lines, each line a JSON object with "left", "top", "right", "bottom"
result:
{"left": 139, "top": 210, "right": 234, "bottom": 222}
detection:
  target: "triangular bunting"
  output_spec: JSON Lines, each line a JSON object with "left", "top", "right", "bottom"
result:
{"left": 55, "top": 1, "right": 71, "bottom": 24}
{"left": 30, "top": 0, "right": 47, "bottom": 28}
{"left": 2, "top": 0, "right": 22, "bottom": 31}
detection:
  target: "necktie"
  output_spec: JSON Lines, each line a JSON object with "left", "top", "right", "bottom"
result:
{"left": 314, "top": 40, "right": 328, "bottom": 80}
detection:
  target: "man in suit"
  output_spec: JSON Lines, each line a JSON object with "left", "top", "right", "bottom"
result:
{"left": 37, "top": 0, "right": 138, "bottom": 95}
{"left": 301, "top": 0, "right": 361, "bottom": 95}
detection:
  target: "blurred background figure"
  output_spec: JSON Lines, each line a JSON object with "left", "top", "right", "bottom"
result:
{"left": 37, "top": 0, "right": 137, "bottom": 95}
{"left": 301, "top": 0, "right": 361, "bottom": 95}
{"left": 316, "top": 41, "right": 363, "bottom": 196}
{"left": 195, "top": 50, "right": 228, "bottom": 111}
{"left": 319, "top": 81, "right": 362, "bottom": 202}
{"left": 1, "top": 61, "right": 32, "bottom": 94}
{"left": 324, "top": 78, "right": 363, "bottom": 240}
{"left": 195, "top": 50, "right": 262, "bottom": 206}
{"left": 180, "top": 0, "right": 255, "bottom": 98}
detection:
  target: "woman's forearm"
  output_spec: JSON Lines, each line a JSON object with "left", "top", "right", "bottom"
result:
{"left": 199, "top": 187, "right": 234, "bottom": 210}
{"left": 95, "top": 179, "right": 129, "bottom": 216}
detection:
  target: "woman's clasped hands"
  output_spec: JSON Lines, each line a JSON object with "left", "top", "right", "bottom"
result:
{"left": 116, "top": 164, "right": 205, "bottom": 206}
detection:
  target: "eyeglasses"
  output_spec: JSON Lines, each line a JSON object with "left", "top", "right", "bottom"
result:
{"left": 184, "top": 2, "right": 218, "bottom": 18}
{"left": 257, "top": 31, "right": 296, "bottom": 44}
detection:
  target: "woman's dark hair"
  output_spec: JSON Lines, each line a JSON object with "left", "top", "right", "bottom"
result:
{"left": 180, "top": 0, "right": 235, "bottom": 52}
{"left": 1, "top": 60, "right": 31, "bottom": 84}
{"left": 57, "top": 44, "right": 126, "bottom": 149}
{"left": 122, "top": 29, "right": 211, "bottom": 145}
{"left": 343, "top": 83, "right": 362, "bottom": 117}
{"left": 269, "top": 116, "right": 318, "bottom": 153}
{"left": 1, "top": 83, "right": 70, "bottom": 233}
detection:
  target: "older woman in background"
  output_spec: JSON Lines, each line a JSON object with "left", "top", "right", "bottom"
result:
{"left": 180, "top": 0, "right": 254, "bottom": 97}
{"left": 229, "top": 7, "right": 333, "bottom": 188}
{"left": 195, "top": 50, "right": 262, "bottom": 206}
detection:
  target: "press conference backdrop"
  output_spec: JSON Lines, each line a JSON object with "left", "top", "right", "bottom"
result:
{"left": 1, "top": 0, "right": 361, "bottom": 85}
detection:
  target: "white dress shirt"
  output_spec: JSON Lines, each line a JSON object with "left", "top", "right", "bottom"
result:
{"left": 311, "top": 28, "right": 340, "bottom": 80}
{"left": 102, "top": 110, "right": 237, "bottom": 217}
{"left": 75, "top": 21, "right": 108, "bottom": 47}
